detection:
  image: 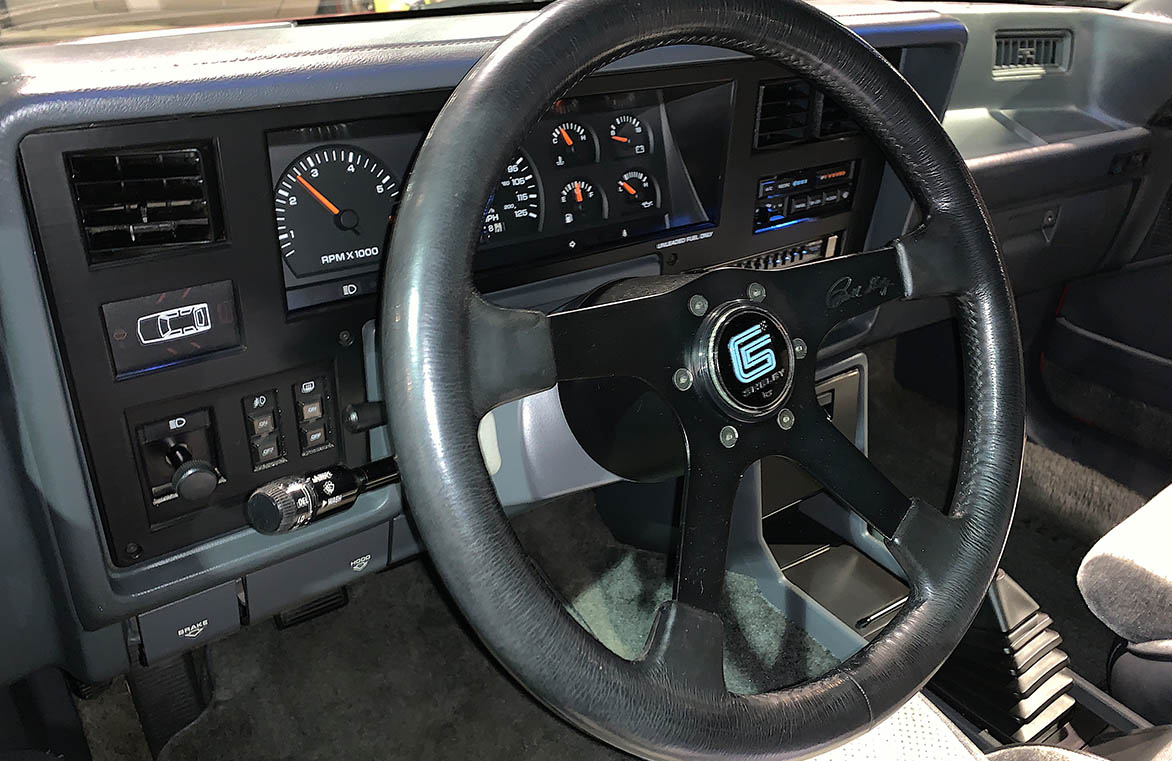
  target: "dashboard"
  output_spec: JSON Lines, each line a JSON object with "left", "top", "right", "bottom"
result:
{"left": 2, "top": 0, "right": 1170, "bottom": 686}
{"left": 20, "top": 60, "right": 884, "bottom": 567}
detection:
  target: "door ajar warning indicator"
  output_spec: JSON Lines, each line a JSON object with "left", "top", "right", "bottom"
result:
{"left": 136, "top": 302, "right": 211, "bottom": 344}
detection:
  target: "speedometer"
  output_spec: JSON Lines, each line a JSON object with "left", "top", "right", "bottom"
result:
{"left": 482, "top": 153, "right": 542, "bottom": 245}
{"left": 274, "top": 145, "right": 399, "bottom": 278}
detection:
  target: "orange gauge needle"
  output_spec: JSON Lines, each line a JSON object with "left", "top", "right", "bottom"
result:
{"left": 559, "top": 127, "right": 574, "bottom": 146}
{"left": 296, "top": 175, "right": 341, "bottom": 215}
{"left": 611, "top": 135, "right": 630, "bottom": 143}
{"left": 573, "top": 182, "right": 584, "bottom": 204}
{"left": 620, "top": 181, "right": 637, "bottom": 196}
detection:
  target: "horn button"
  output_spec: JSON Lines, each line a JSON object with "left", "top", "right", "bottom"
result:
{"left": 697, "top": 302, "right": 795, "bottom": 421}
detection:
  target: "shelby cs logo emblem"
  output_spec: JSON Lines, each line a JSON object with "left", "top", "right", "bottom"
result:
{"left": 705, "top": 305, "right": 793, "bottom": 419}
{"left": 728, "top": 323, "right": 778, "bottom": 383}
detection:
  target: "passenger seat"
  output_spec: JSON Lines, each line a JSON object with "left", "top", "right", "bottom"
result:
{"left": 1078, "top": 484, "right": 1172, "bottom": 724}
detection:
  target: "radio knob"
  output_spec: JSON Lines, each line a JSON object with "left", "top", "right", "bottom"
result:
{"left": 246, "top": 476, "right": 315, "bottom": 534}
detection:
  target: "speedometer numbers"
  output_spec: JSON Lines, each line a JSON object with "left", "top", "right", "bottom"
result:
{"left": 274, "top": 145, "right": 399, "bottom": 279}
{"left": 482, "top": 153, "right": 542, "bottom": 244}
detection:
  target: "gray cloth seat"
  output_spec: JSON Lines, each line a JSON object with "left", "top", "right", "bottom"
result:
{"left": 1078, "top": 484, "right": 1172, "bottom": 644}
{"left": 1078, "top": 484, "right": 1172, "bottom": 723}
{"left": 801, "top": 694, "right": 1114, "bottom": 761}
{"left": 809, "top": 696, "right": 1172, "bottom": 761}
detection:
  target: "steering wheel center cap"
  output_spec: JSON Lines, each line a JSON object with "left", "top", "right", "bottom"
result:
{"left": 700, "top": 302, "right": 795, "bottom": 420}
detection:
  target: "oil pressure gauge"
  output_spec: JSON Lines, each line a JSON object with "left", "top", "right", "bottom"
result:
{"left": 615, "top": 170, "right": 659, "bottom": 213}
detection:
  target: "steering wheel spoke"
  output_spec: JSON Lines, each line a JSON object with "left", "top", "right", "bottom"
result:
{"left": 636, "top": 600, "right": 728, "bottom": 697}
{"left": 672, "top": 442, "right": 747, "bottom": 614}
{"left": 547, "top": 294, "right": 682, "bottom": 391}
{"left": 468, "top": 296, "right": 558, "bottom": 416}
{"left": 774, "top": 401, "right": 912, "bottom": 538}
{"left": 756, "top": 243, "right": 907, "bottom": 345}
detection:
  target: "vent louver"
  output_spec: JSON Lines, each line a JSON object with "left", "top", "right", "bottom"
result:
{"left": 755, "top": 78, "right": 813, "bottom": 149}
{"left": 818, "top": 96, "right": 859, "bottom": 139}
{"left": 68, "top": 146, "right": 221, "bottom": 262}
{"left": 994, "top": 31, "right": 1070, "bottom": 73}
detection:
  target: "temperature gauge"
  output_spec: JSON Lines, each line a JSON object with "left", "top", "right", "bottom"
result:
{"left": 615, "top": 170, "right": 659, "bottom": 213}
{"left": 608, "top": 115, "right": 651, "bottom": 157}
{"left": 559, "top": 179, "right": 607, "bottom": 226}
{"left": 550, "top": 122, "right": 598, "bottom": 168}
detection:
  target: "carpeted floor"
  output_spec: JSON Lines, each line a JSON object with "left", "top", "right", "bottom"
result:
{"left": 92, "top": 494, "right": 833, "bottom": 761}
{"left": 76, "top": 338, "right": 1150, "bottom": 759}
{"left": 866, "top": 341, "right": 1146, "bottom": 685}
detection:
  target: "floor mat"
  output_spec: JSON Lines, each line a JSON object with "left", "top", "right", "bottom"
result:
{"left": 866, "top": 341, "right": 1145, "bottom": 685}
{"left": 144, "top": 495, "right": 833, "bottom": 761}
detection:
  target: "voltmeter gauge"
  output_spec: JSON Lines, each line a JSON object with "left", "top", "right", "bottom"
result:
{"left": 274, "top": 145, "right": 399, "bottom": 279}
{"left": 607, "top": 114, "right": 651, "bottom": 157}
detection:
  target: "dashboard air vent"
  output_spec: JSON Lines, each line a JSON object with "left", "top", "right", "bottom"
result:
{"left": 993, "top": 31, "right": 1071, "bottom": 74}
{"left": 818, "top": 96, "right": 859, "bottom": 139}
{"left": 755, "top": 78, "right": 813, "bottom": 149}
{"left": 68, "top": 145, "right": 221, "bottom": 262}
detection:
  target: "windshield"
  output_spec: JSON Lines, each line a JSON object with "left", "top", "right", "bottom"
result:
{"left": 0, "top": 0, "right": 540, "bottom": 46}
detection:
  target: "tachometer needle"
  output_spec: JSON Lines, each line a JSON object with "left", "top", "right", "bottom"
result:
{"left": 620, "top": 181, "right": 637, "bottom": 195}
{"left": 573, "top": 182, "right": 584, "bottom": 203}
{"left": 296, "top": 175, "right": 341, "bottom": 216}
{"left": 559, "top": 127, "right": 574, "bottom": 146}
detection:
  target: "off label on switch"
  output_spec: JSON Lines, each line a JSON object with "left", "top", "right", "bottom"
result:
{"left": 294, "top": 377, "right": 331, "bottom": 454}
{"left": 243, "top": 389, "right": 283, "bottom": 469}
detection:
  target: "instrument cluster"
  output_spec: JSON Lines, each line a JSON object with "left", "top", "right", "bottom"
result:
{"left": 268, "top": 82, "right": 733, "bottom": 310}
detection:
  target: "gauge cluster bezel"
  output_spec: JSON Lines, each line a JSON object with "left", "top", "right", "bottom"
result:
{"left": 266, "top": 81, "right": 735, "bottom": 311}
{"left": 19, "top": 60, "right": 886, "bottom": 567}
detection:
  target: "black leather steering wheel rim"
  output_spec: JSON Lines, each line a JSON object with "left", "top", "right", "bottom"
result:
{"left": 382, "top": 1, "right": 1024, "bottom": 758}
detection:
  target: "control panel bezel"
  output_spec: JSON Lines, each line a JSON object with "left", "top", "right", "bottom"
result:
{"left": 19, "top": 60, "right": 886, "bottom": 567}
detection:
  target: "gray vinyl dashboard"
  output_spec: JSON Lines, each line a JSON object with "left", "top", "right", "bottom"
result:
{"left": 0, "top": 0, "right": 1169, "bottom": 685}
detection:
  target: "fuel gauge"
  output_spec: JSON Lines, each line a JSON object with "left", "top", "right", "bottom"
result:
{"left": 559, "top": 179, "right": 607, "bottom": 226}
{"left": 615, "top": 170, "right": 659, "bottom": 213}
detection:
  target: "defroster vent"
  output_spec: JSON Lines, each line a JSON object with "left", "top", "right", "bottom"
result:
{"left": 68, "top": 145, "right": 221, "bottom": 263}
{"left": 994, "top": 31, "right": 1071, "bottom": 74}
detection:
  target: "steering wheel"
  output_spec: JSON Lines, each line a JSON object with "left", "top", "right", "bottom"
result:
{"left": 382, "top": 0, "right": 1024, "bottom": 758}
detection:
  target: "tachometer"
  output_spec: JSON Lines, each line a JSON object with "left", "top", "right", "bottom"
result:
{"left": 482, "top": 153, "right": 542, "bottom": 245}
{"left": 274, "top": 145, "right": 399, "bottom": 279}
